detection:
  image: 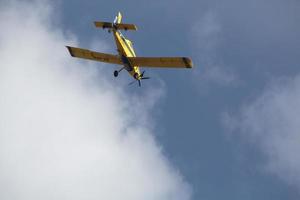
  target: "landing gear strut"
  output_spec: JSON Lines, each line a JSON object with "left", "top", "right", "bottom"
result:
{"left": 114, "top": 66, "right": 126, "bottom": 77}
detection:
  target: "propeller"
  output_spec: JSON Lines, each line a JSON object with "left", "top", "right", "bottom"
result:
{"left": 140, "top": 70, "right": 150, "bottom": 80}
{"left": 128, "top": 71, "right": 150, "bottom": 87}
{"left": 129, "top": 80, "right": 137, "bottom": 85}
{"left": 128, "top": 79, "right": 143, "bottom": 87}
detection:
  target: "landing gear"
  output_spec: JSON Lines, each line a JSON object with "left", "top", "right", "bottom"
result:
{"left": 114, "top": 70, "right": 119, "bottom": 77}
{"left": 114, "top": 66, "right": 126, "bottom": 77}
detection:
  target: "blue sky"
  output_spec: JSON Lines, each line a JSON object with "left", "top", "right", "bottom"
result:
{"left": 1, "top": 0, "right": 300, "bottom": 199}
{"left": 62, "top": 0, "right": 300, "bottom": 198}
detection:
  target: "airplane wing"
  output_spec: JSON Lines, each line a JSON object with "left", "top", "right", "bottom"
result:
{"left": 66, "top": 46, "right": 122, "bottom": 65}
{"left": 128, "top": 57, "right": 193, "bottom": 68}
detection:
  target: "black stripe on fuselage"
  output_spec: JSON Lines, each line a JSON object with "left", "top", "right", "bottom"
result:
{"left": 121, "top": 55, "right": 133, "bottom": 71}
{"left": 113, "top": 31, "right": 135, "bottom": 72}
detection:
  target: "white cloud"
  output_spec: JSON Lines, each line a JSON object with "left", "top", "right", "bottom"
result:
{"left": 191, "top": 11, "right": 237, "bottom": 87}
{"left": 223, "top": 76, "right": 300, "bottom": 188}
{"left": 192, "top": 11, "right": 221, "bottom": 53}
{"left": 0, "top": 1, "right": 191, "bottom": 200}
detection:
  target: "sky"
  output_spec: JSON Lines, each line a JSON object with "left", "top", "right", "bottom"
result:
{"left": 0, "top": 0, "right": 300, "bottom": 199}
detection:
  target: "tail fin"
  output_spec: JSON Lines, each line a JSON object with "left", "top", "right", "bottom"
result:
{"left": 114, "top": 12, "right": 122, "bottom": 24}
{"left": 94, "top": 12, "right": 137, "bottom": 31}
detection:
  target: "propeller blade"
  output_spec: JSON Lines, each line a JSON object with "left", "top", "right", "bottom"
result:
{"left": 128, "top": 70, "right": 149, "bottom": 86}
{"left": 129, "top": 80, "right": 136, "bottom": 85}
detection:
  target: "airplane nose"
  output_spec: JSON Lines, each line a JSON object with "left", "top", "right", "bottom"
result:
{"left": 134, "top": 72, "right": 140, "bottom": 80}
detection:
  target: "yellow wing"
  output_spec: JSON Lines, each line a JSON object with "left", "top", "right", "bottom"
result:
{"left": 128, "top": 57, "right": 193, "bottom": 68}
{"left": 66, "top": 46, "right": 122, "bottom": 65}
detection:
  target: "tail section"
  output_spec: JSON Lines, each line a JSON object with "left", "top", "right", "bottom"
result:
{"left": 94, "top": 12, "right": 137, "bottom": 31}
{"left": 114, "top": 12, "right": 122, "bottom": 24}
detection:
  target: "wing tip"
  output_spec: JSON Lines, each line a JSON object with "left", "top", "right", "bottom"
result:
{"left": 93, "top": 21, "right": 98, "bottom": 27}
{"left": 66, "top": 46, "right": 75, "bottom": 57}
{"left": 182, "top": 57, "right": 193, "bottom": 68}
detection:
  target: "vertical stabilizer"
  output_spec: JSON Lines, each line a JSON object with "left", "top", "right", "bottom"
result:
{"left": 114, "top": 12, "right": 122, "bottom": 24}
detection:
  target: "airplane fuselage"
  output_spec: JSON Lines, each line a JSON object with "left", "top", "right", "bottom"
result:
{"left": 113, "top": 30, "right": 141, "bottom": 80}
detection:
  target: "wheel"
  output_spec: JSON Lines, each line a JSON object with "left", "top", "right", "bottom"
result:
{"left": 134, "top": 73, "right": 139, "bottom": 79}
{"left": 114, "top": 70, "right": 118, "bottom": 77}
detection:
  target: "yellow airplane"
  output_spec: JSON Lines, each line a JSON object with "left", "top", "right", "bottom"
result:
{"left": 66, "top": 12, "right": 193, "bottom": 86}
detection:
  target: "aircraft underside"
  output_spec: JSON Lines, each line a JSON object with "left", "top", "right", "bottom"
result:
{"left": 66, "top": 12, "right": 193, "bottom": 87}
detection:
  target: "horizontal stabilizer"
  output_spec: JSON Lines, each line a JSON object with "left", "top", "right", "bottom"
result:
{"left": 94, "top": 22, "right": 113, "bottom": 29}
{"left": 128, "top": 57, "right": 193, "bottom": 68}
{"left": 66, "top": 46, "right": 122, "bottom": 65}
{"left": 94, "top": 22, "right": 137, "bottom": 31}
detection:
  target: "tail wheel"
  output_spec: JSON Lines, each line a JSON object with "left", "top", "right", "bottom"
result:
{"left": 114, "top": 70, "right": 118, "bottom": 77}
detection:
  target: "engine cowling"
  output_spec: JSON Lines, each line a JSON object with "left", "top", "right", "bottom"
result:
{"left": 134, "top": 73, "right": 139, "bottom": 79}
